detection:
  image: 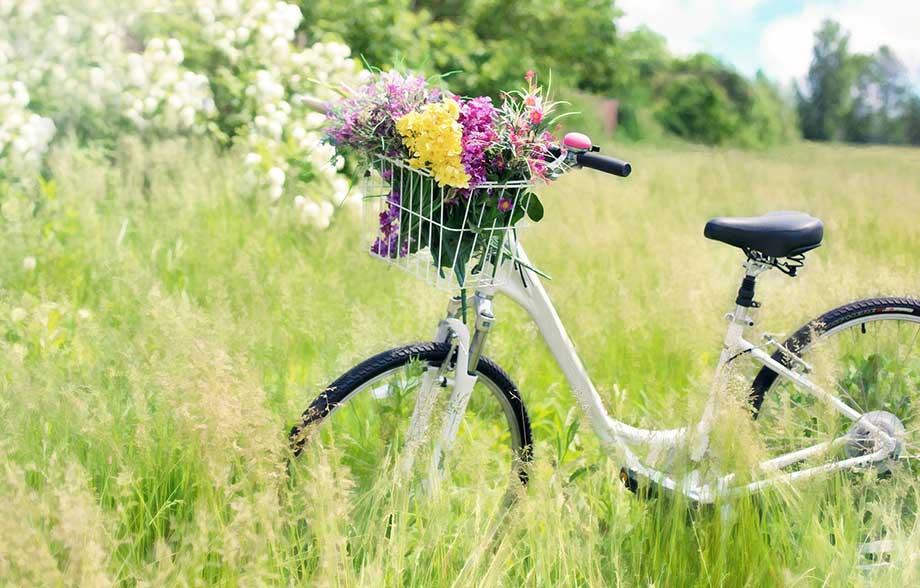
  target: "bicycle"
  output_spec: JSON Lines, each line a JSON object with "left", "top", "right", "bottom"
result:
{"left": 288, "top": 131, "right": 920, "bottom": 537}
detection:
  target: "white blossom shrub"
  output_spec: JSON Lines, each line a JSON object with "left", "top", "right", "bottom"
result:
{"left": 0, "top": 0, "right": 363, "bottom": 229}
{"left": 0, "top": 1, "right": 145, "bottom": 137}
{"left": 122, "top": 38, "right": 217, "bottom": 135}
{"left": 179, "top": 0, "right": 366, "bottom": 227}
{"left": 0, "top": 80, "right": 55, "bottom": 179}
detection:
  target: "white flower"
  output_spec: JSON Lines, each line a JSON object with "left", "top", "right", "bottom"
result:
{"left": 21, "top": 256, "right": 36, "bottom": 271}
{"left": 10, "top": 307, "right": 27, "bottom": 322}
{"left": 267, "top": 166, "right": 285, "bottom": 186}
{"left": 147, "top": 38, "right": 164, "bottom": 53}
{"left": 166, "top": 38, "right": 184, "bottom": 62}
{"left": 305, "top": 112, "right": 325, "bottom": 129}
{"left": 244, "top": 152, "right": 261, "bottom": 166}
{"left": 344, "top": 192, "right": 363, "bottom": 213}
{"left": 77, "top": 308, "right": 92, "bottom": 320}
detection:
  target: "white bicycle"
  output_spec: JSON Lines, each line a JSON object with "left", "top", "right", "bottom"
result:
{"left": 290, "top": 132, "right": 920, "bottom": 524}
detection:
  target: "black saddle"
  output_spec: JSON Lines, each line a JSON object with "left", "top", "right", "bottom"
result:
{"left": 704, "top": 211, "right": 824, "bottom": 258}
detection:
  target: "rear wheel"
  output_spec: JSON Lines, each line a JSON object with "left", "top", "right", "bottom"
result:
{"left": 751, "top": 297, "right": 920, "bottom": 554}
{"left": 289, "top": 342, "right": 532, "bottom": 503}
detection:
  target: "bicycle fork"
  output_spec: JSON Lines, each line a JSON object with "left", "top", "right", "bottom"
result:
{"left": 399, "top": 294, "right": 494, "bottom": 488}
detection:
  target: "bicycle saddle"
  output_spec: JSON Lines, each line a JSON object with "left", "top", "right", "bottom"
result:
{"left": 704, "top": 211, "right": 824, "bottom": 258}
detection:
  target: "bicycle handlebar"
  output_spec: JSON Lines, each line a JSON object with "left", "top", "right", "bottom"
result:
{"left": 547, "top": 146, "right": 632, "bottom": 178}
{"left": 572, "top": 151, "right": 631, "bottom": 177}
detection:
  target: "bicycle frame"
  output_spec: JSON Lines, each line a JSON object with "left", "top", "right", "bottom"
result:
{"left": 407, "top": 239, "right": 898, "bottom": 503}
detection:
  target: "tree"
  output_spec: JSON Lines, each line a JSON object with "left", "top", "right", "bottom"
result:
{"left": 845, "top": 46, "right": 911, "bottom": 143}
{"left": 747, "top": 72, "right": 800, "bottom": 145}
{"left": 653, "top": 54, "right": 795, "bottom": 146}
{"left": 301, "top": 0, "right": 621, "bottom": 99}
{"left": 655, "top": 72, "right": 739, "bottom": 145}
{"left": 904, "top": 96, "right": 920, "bottom": 146}
{"left": 796, "top": 20, "right": 857, "bottom": 141}
{"left": 301, "top": 0, "right": 431, "bottom": 70}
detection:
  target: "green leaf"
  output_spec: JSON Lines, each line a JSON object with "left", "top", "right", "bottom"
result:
{"left": 526, "top": 193, "right": 544, "bottom": 222}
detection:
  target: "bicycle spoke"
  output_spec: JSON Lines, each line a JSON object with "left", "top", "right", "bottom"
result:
{"left": 295, "top": 353, "right": 525, "bottom": 505}
{"left": 757, "top": 314, "right": 920, "bottom": 482}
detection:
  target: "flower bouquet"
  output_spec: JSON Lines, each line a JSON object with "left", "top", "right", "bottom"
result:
{"left": 325, "top": 71, "right": 564, "bottom": 288}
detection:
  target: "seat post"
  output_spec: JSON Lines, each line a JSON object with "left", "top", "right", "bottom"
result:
{"left": 695, "top": 256, "right": 773, "bottom": 461}
{"left": 736, "top": 274, "right": 758, "bottom": 308}
{"left": 735, "top": 257, "right": 772, "bottom": 310}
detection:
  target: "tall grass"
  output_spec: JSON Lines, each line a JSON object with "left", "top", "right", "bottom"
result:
{"left": 2, "top": 137, "right": 919, "bottom": 586}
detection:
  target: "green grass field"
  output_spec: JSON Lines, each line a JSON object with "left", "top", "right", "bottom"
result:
{"left": 3, "top": 139, "right": 920, "bottom": 586}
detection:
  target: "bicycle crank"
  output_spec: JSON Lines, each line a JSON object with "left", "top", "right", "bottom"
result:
{"left": 844, "top": 411, "right": 905, "bottom": 474}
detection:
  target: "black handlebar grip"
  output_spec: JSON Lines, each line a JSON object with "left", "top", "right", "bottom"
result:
{"left": 576, "top": 152, "right": 632, "bottom": 177}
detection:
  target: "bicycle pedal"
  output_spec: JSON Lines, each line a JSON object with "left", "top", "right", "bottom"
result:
{"left": 619, "top": 467, "right": 658, "bottom": 500}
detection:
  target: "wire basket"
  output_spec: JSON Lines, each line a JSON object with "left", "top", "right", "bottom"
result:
{"left": 362, "top": 156, "right": 538, "bottom": 291}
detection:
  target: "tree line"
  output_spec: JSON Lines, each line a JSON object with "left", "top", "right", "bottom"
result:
{"left": 302, "top": 1, "right": 919, "bottom": 148}
{"left": 797, "top": 20, "right": 920, "bottom": 146}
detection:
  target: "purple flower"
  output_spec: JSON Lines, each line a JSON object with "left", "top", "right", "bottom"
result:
{"left": 371, "top": 190, "right": 410, "bottom": 258}
{"left": 497, "top": 197, "right": 513, "bottom": 212}
{"left": 326, "top": 71, "right": 441, "bottom": 156}
{"left": 457, "top": 96, "right": 498, "bottom": 188}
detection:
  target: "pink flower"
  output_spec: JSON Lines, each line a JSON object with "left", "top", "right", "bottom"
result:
{"left": 529, "top": 108, "right": 543, "bottom": 124}
{"left": 525, "top": 70, "right": 535, "bottom": 84}
{"left": 528, "top": 158, "right": 549, "bottom": 182}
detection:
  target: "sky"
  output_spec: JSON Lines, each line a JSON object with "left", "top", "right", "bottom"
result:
{"left": 617, "top": 0, "right": 920, "bottom": 87}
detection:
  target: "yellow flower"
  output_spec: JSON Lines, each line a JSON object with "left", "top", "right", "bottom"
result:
{"left": 396, "top": 98, "right": 470, "bottom": 189}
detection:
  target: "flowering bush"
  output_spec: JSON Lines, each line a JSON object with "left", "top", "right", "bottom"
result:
{"left": 0, "top": 80, "right": 56, "bottom": 179}
{"left": 178, "top": 1, "right": 366, "bottom": 226}
{"left": 326, "top": 71, "right": 563, "bottom": 284}
{"left": 0, "top": 0, "right": 363, "bottom": 229}
{"left": 121, "top": 38, "right": 216, "bottom": 135}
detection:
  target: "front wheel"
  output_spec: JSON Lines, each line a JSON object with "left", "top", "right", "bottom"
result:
{"left": 289, "top": 342, "right": 533, "bottom": 501}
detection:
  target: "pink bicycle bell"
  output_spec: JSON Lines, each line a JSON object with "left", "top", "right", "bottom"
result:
{"left": 563, "top": 132, "right": 592, "bottom": 152}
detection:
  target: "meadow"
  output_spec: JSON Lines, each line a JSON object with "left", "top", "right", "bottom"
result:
{"left": 2, "top": 138, "right": 920, "bottom": 586}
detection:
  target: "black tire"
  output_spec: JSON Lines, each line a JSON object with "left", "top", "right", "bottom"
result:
{"left": 289, "top": 342, "right": 533, "bottom": 484}
{"left": 750, "top": 297, "right": 920, "bottom": 414}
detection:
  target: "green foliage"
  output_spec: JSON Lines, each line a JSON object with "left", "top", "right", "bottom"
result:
{"left": 303, "top": 0, "right": 621, "bottom": 98}
{"left": 301, "top": 0, "right": 429, "bottom": 70}
{"left": 654, "top": 55, "right": 796, "bottom": 147}
{"left": 606, "top": 26, "right": 671, "bottom": 140}
{"left": 745, "top": 72, "right": 800, "bottom": 146}
{"left": 655, "top": 70, "right": 740, "bottom": 145}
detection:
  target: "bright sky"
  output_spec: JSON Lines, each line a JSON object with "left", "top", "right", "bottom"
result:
{"left": 617, "top": 0, "right": 920, "bottom": 86}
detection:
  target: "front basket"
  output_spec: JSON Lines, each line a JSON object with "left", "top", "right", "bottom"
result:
{"left": 361, "top": 156, "right": 538, "bottom": 290}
